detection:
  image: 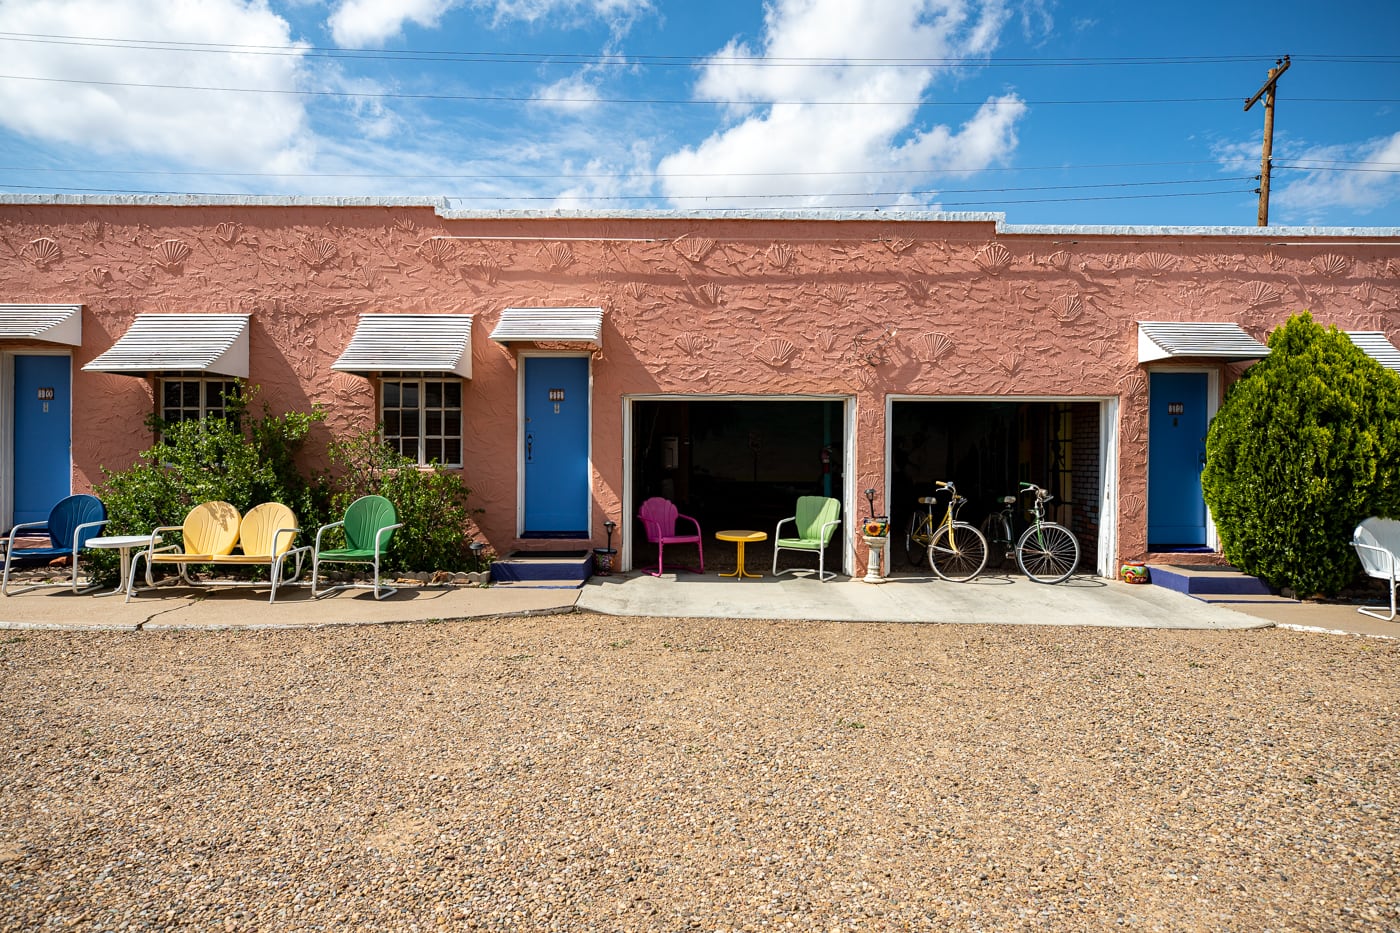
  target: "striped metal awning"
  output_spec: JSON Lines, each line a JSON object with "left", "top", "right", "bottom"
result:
{"left": 83, "top": 313, "right": 250, "bottom": 377}
{"left": 489, "top": 307, "right": 604, "bottom": 348}
{"left": 332, "top": 314, "right": 473, "bottom": 378}
{"left": 1347, "top": 332, "right": 1400, "bottom": 373}
{"left": 1137, "top": 322, "right": 1269, "bottom": 363}
{"left": 0, "top": 304, "right": 81, "bottom": 346}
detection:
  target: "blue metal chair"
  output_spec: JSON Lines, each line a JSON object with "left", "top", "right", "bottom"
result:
{"left": 2, "top": 495, "right": 107, "bottom": 595}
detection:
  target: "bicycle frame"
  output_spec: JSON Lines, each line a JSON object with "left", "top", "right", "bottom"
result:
{"left": 983, "top": 495, "right": 1018, "bottom": 561}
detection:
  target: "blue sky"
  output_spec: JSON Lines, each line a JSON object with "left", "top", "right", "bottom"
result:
{"left": 0, "top": 0, "right": 1396, "bottom": 227}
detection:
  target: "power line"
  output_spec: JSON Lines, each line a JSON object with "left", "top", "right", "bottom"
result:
{"left": 0, "top": 181, "right": 1257, "bottom": 208}
{"left": 1, "top": 32, "right": 1396, "bottom": 69}
{"left": 0, "top": 166, "right": 1259, "bottom": 198}
{"left": 469, "top": 177, "right": 1258, "bottom": 202}
{"left": 0, "top": 159, "right": 1235, "bottom": 180}
{"left": 0, "top": 33, "right": 1311, "bottom": 66}
{"left": 1276, "top": 163, "right": 1400, "bottom": 173}
{"left": 0, "top": 72, "right": 1393, "bottom": 108}
{"left": 1, "top": 164, "right": 1385, "bottom": 185}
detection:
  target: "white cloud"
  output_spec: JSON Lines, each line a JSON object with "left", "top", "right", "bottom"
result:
{"left": 549, "top": 140, "right": 656, "bottom": 208}
{"left": 0, "top": 0, "right": 314, "bottom": 173}
{"left": 656, "top": 0, "right": 1025, "bottom": 210}
{"left": 1213, "top": 131, "right": 1400, "bottom": 224}
{"left": 1274, "top": 132, "right": 1400, "bottom": 221}
{"left": 328, "top": 0, "right": 459, "bottom": 48}
{"left": 532, "top": 74, "right": 603, "bottom": 114}
{"left": 470, "top": 0, "right": 653, "bottom": 28}
{"left": 1211, "top": 138, "right": 1260, "bottom": 175}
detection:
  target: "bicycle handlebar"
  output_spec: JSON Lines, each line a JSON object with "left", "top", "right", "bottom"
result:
{"left": 1019, "top": 482, "right": 1053, "bottom": 502}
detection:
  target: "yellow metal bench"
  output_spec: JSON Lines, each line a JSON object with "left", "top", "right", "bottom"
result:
{"left": 127, "top": 502, "right": 308, "bottom": 603}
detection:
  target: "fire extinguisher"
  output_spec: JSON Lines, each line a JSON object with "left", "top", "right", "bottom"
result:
{"left": 821, "top": 445, "right": 832, "bottom": 475}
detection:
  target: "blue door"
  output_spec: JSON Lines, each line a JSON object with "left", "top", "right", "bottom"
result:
{"left": 523, "top": 357, "right": 590, "bottom": 536}
{"left": 1148, "top": 372, "right": 1208, "bottom": 548}
{"left": 12, "top": 355, "right": 72, "bottom": 527}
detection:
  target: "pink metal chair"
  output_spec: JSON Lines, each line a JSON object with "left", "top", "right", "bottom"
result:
{"left": 637, "top": 496, "right": 704, "bottom": 576}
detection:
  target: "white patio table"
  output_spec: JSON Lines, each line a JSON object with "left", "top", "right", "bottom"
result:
{"left": 85, "top": 534, "right": 161, "bottom": 597}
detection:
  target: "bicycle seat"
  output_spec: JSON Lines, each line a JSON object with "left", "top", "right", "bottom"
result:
{"left": 917, "top": 496, "right": 940, "bottom": 505}
{"left": 1000, "top": 496, "right": 1016, "bottom": 504}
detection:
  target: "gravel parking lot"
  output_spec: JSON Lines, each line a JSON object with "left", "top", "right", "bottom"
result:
{"left": 1, "top": 614, "right": 1396, "bottom": 931}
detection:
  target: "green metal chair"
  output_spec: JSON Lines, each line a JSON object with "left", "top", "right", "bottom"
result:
{"left": 772, "top": 496, "right": 842, "bottom": 581}
{"left": 311, "top": 496, "right": 404, "bottom": 599}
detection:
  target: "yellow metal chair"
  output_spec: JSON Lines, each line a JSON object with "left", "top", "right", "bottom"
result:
{"left": 127, "top": 501, "right": 241, "bottom": 599}
{"left": 205, "top": 503, "right": 308, "bottom": 603}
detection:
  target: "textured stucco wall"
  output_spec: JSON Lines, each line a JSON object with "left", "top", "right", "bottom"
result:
{"left": 2, "top": 203, "right": 1397, "bottom": 571}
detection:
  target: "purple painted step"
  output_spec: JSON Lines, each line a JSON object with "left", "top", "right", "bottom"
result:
{"left": 1147, "top": 564, "right": 1277, "bottom": 601}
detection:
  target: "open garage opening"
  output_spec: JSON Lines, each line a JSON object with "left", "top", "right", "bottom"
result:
{"left": 890, "top": 400, "right": 1104, "bottom": 575}
{"left": 629, "top": 398, "right": 848, "bottom": 575}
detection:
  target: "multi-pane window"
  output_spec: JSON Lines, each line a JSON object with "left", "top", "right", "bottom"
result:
{"left": 160, "top": 378, "right": 238, "bottom": 427}
{"left": 382, "top": 377, "right": 463, "bottom": 467}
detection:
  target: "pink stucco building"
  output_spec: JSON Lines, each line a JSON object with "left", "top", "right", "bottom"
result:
{"left": 3, "top": 195, "right": 1398, "bottom": 578}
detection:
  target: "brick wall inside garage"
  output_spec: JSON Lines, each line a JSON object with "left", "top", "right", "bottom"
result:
{"left": 1071, "top": 402, "right": 1101, "bottom": 559}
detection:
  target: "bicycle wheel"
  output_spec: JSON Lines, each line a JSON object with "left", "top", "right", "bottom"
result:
{"left": 905, "top": 513, "right": 931, "bottom": 568}
{"left": 927, "top": 521, "right": 988, "bottom": 582}
{"left": 979, "top": 513, "right": 1010, "bottom": 568}
{"left": 1015, "top": 522, "right": 1080, "bottom": 584}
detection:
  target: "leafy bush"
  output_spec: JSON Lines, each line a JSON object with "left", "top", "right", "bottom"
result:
{"left": 1201, "top": 312, "right": 1400, "bottom": 596}
{"left": 90, "top": 388, "right": 483, "bottom": 584}
{"left": 327, "top": 431, "right": 482, "bottom": 573}
{"left": 91, "top": 385, "right": 331, "bottom": 584}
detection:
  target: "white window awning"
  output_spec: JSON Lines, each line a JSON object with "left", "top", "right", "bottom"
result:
{"left": 1347, "top": 332, "right": 1400, "bottom": 373}
{"left": 83, "top": 313, "right": 250, "bottom": 377}
{"left": 0, "top": 304, "right": 81, "bottom": 346}
{"left": 332, "top": 314, "right": 473, "bottom": 378}
{"left": 1138, "top": 322, "right": 1269, "bottom": 363}
{"left": 489, "top": 307, "right": 603, "bottom": 349}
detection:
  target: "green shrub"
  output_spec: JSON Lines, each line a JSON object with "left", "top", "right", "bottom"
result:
{"left": 1201, "top": 312, "right": 1400, "bottom": 596}
{"left": 90, "top": 389, "right": 483, "bottom": 583}
{"left": 91, "top": 385, "right": 331, "bottom": 584}
{"left": 327, "top": 431, "right": 482, "bottom": 573}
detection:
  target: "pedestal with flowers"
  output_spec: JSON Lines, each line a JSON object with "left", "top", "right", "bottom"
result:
{"left": 860, "top": 487, "right": 888, "bottom": 584}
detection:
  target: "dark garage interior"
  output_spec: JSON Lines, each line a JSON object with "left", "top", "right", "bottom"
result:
{"left": 890, "top": 400, "right": 1102, "bottom": 573}
{"left": 630, "top": 399, "right": 846, "bottom": 574}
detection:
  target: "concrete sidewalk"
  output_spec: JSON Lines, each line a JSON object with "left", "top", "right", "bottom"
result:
{"left": 1, "top": 568, "right": 1395, "bottom": 637}
{"left": 0, "top": 580, "right": 578, "bottom": 631}
{"left": 578, "top": 570, "right": 1273, "bottom": 629}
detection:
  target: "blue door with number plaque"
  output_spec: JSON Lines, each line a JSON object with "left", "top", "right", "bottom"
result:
{"left": 523, "top": 357, "right": 590, "bottom": 536}
{"left": 1148, "top": 372, "right": 1208, "bottom": 548}
{"left": 12, "top": 355, "right": 72, "bottom": 527}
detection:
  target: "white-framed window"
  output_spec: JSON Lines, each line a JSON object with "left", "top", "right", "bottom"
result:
{"left": 160, "top": 377, "right": 239, "bottom": 427}
{"left": 381, "top": 376, "right": 463, "bottom": 467}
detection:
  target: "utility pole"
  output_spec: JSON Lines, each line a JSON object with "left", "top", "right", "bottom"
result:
{"left": 1244, "top": 55, "right": 1290, "bottom": 226}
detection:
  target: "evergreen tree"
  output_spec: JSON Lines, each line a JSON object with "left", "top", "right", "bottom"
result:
{"left": 1202, "top": 312, "right": 1400, "bottom": 596}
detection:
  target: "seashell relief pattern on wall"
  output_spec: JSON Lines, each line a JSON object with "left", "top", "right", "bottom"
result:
{"left": 2, "top": 204, "right": 1397, "bottom": 559}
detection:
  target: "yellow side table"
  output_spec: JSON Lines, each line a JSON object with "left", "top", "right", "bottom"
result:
{"left": 715, "top": 530, "right": 767, "bottom": 579}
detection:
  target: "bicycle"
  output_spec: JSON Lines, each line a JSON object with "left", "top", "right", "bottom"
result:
{"left": 904, "top": 481, "right": 988, "bottom": 582}
{"left": 1013, "top": 483, "right": 1080, "bottom": 584}
{"left": 978, "top": 493, "right": 1020, "bottom": 568}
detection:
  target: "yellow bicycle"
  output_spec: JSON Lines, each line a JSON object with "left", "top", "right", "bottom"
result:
{"left": 904, "top": 480, "right": 988, "bottom": 582}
